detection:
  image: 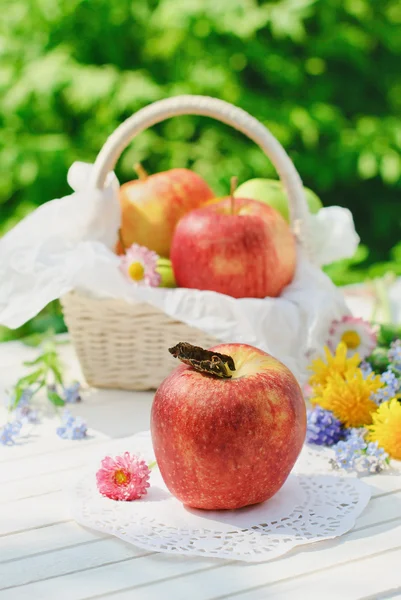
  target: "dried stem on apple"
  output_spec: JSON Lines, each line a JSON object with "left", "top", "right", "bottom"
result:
{"left": 169, "top": 342, "right": 235, "bottom": 379}
{"left": 134, "top": 162, "right": 149, "bottom": 180}
{"left": 230, "top": 176, "right": 238, "bottom": 215}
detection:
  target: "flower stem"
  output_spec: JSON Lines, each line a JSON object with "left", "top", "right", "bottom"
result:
{"left": 148, "top": 460, "right": 157, "bottom": 470}
{"left": 134, "top": 163, "right": 149, "bottom": 181}
{"left": 230, "top": 176, "right": 238, "bottom": 215}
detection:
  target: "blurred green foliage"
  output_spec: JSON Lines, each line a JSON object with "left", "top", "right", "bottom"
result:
{"left": 1, "top": 0, "right": 400, "bottom": 341}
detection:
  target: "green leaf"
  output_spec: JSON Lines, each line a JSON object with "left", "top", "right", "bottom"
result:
{"left": 11, "top": 385, "right": 27, "bottom": 410}
{"left": 47, "top": 389, "right": 65, "bottom": 407}
{"left": 51, "top": 365, "right": 64, "bottom": 385}
{"left": 377, "top": 324, "right": 401, "bottom": 347}
{"left": 23, "top": 355, "right": 45, "bottom": 367}
{"left": 21, "top": 333, "right": 49, "bottom": 348}
{"left": 43, "top": 351, "right": 64, "bottom": 384}
{"left": 366, "top": 347, "right": 390, "bottom": 373}
{"left": 15, "top": 368, "right": 44, "bottom": 388}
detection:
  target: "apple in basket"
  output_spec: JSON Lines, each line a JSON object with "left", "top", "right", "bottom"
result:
{"left": 170, "top": 181, "right": 296, "bottom": 298}
{"left": 234, "top": 178, "right": 322, "bottom": 223}
{"left": 118, "top": 164, "right": 214, "bottom": 257}
{"left": 151, "top": 342, "right": 306, "bottom": 510}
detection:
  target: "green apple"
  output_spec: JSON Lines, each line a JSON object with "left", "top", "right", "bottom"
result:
{"left": 156, "top": 257, "right": 177, "bottom": 288}
{"left": 234, "top": 178, "right": 322, "bottom": 222}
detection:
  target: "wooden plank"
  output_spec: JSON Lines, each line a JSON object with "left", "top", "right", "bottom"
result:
{"left": 2, "top": 516, "right": 400, "bottom": 599}
{"left": 355, "top": 489, "right": 401, "bottom": 528}
{"left": 361, "top": 471, "right": 401, "bottom": 496}
{"left": 0, "top": 441, "right": 114, "bottom": 485}
{"left": 0, "top": 522, "right": 106, "bottom": 563}
{"left": 87, "top": 521, "right": 401, "bottom": 600}
{"left": 0, "top": 538, "right": 151, "bottom": 591}
{"left": 0, "top": 427, "right": 108, "bottom": 465}
{"left": 0, "top": 469, "right": 78, "bottom": 505}
{"left": 0, "top": 554, "right": 218, "bottom": 599}
{"left": 223, "top": 547, "right": 401, "bottom": 600}
{"left": 0, "top": 400, "right": 153, "bottom": 467}
{"left": 362, "top": 589, "right": 401, "bottom": 600}
{"left": 0, "top": 491, "right": 67, "bottom": 536}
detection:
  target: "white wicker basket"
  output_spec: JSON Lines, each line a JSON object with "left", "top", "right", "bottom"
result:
{"left": 61, "top": 95, "right": 312, "bottom": 391}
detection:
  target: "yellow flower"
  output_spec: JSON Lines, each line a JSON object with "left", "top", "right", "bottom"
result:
{"left": 368, "top": 399, "right": 401, "bottom": 460}
{"left": 309, "top": 342, "right": 360, "bottom": 392}
{"left": 311, "top": 368, "right": 383, "bottom": 427}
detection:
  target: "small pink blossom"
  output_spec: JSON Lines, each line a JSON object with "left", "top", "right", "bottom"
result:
{"left": 96, "top": 452, "right": 151, "bottom": 501}
{"left": 120, "top": 243, "right": 161, "bottom": 287}
{"left": 327, "top": 316, "right": 377, "bottom": 359}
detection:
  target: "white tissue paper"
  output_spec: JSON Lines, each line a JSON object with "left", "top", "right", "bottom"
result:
{"left": 0, "top": 162, "right": 360, "bottom": 380}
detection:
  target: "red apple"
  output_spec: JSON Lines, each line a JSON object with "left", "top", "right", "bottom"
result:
{"left": 170, "top": 196, "right": 296, "bottom": 298}
{"left": 151, "top": 343, "right": 306, "bottom": 510}
{"left": 118, "top": 166, "right": 214, "bottom": 257}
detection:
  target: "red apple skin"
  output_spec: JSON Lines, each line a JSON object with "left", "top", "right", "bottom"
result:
{"left": 170, "top": 197, "right": 296, "bottom": 298}
{"left": 119, "top": 168, "right": 214, "bottom": 257}
{"left": 151, "top": 343, "right": 306, "bottom": 510}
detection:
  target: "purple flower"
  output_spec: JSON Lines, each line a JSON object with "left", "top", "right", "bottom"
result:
{"left": 306, "top": 407, "right": 344, "bottom": 446}
{"left": 56, "top": 410, "right": 87, "bottom": 440}
{"left": 63, "top": 382, "right": 82, "bottom": 404}
{"left": 0, "top": 421, "right": 22, "bottom": 446}
{"left": 388, "top": 340, "right": 401, "bottom": 372}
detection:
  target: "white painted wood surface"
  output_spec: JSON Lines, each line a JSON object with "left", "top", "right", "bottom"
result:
{"left": 0, "top": 338, "right": 400, "bottom": 600}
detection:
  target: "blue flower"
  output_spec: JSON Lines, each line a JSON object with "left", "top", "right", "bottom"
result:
{"left": 306, "top": 406, "right": 344, "bottom": 446}
{"left": 332, "top": 439, "right": 357, "bottom": 471}
{"left": 4, "top": 388, "right": 33, "bottom": 411}
{"left": 360, "top": 361, "right": 373, "bottom": 378}
{"left": 63, "top": 382, "right": 82, "bottom": 404}
{"left": 366, "top": 441, "right": 388, "bottom": 459}
{"left": 4, "top": 388, "right": 39, "bottom": 424}
{"left": 15, "top": 396, "right": 39, "bottom": 424}
{"left": 56, "top": 410, "right": 87, "bottom": 440}
{"left": 344, "top": 427, "right": 368, "bottom": 442}
{"left": 0, "top": 421, "right": 22, "bottom": 446}
{"left": 331, "top": 432, "right": 389, "bottom": 474}
{"left": 388, "top": 340, "right": 401, "bottom": 372}
{"left": 372, "top": 368, "right": 400, "bottom": 404}
{"left": 364, "top": 442, "right": 389, "bottom": 473}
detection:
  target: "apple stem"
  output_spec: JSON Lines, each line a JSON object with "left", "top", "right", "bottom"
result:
{"left": 230, "top": 176, "right": 238, "bottom": 215}
{"left": 134, "top": 162, "right": 149, "bottom": 180}
{"left": 169, "top": 342, "right": 235, "bottom": 378}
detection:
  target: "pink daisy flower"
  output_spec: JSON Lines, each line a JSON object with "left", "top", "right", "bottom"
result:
{"left": 120, "top": 244, "right": 161, "bottom": 287}
{"left": 96, "top": 452, "right": 151, "bottom": 501}
{"left": 327, "top": 316, "right": 377, "bottom": 360}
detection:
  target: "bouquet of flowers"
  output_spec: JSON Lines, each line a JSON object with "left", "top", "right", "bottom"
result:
{"left": 306, "top": 316, "right": 401, "bottom": 473}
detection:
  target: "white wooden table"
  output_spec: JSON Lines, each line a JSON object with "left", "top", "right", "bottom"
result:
{"left": 1, "top": 338, "right": 401, "bottom": 600}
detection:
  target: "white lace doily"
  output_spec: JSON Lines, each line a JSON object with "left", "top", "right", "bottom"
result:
{"left": 70, "top": 431, "right": 371, "bottom": 563}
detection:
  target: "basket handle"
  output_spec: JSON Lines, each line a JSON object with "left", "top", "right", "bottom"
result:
{"left": 90, "top": 95, "right": 312, "bottom": 256}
